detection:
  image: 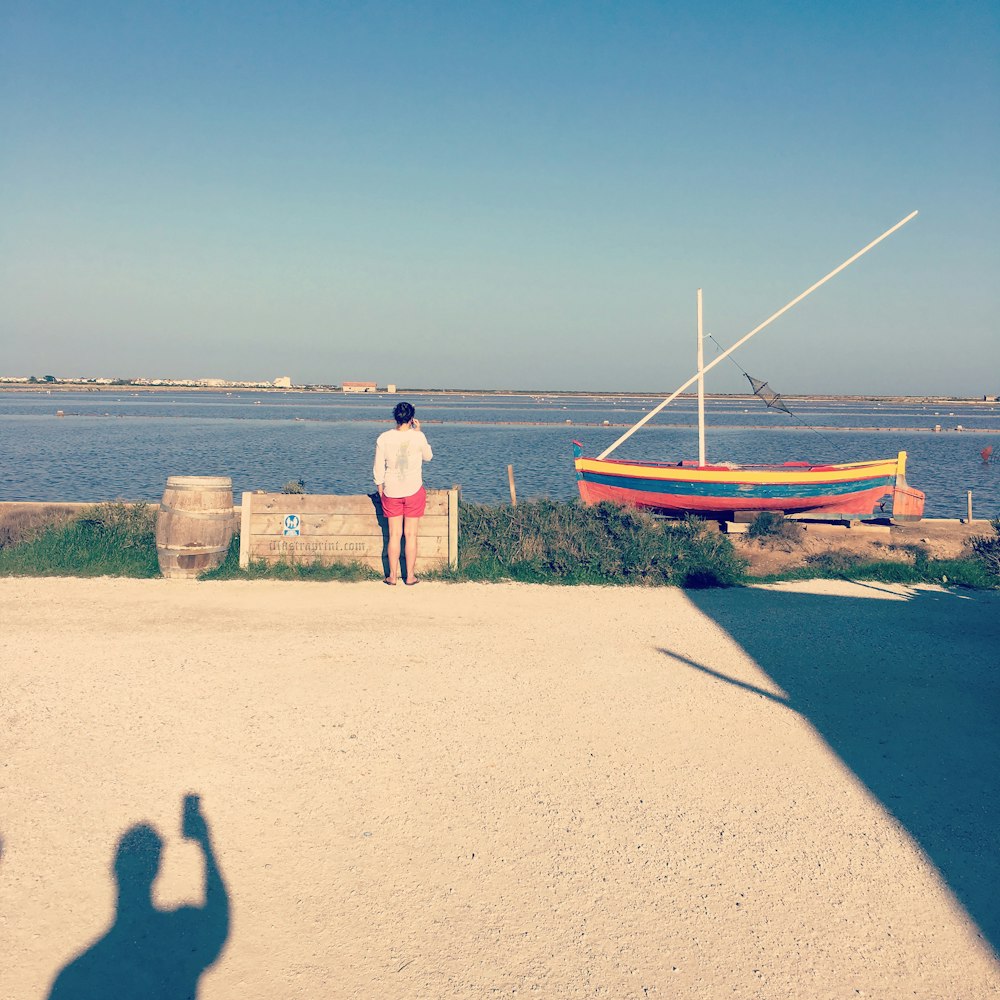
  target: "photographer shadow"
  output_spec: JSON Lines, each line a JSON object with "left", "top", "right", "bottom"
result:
{"left": 48, "top": 797, "right": 229, "bottom": 1000}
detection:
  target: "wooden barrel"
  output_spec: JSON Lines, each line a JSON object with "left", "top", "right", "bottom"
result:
{"left": 156, "top": 476, "right": 234, "bottom": 579}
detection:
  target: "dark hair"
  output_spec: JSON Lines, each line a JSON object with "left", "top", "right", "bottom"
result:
{"left": 393, "top": 401, "right": 415, "bottom": 425}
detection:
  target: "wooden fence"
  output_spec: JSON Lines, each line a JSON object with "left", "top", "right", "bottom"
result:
{"left": 238, "top": 488, "right": 459, "bottom": 574}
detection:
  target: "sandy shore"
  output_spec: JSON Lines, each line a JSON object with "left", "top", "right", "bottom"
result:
{"left": 3, "top": 577, "right": 998, "bottom": 998}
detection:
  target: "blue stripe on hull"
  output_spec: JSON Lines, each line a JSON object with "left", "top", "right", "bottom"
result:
{"left": 579, "top": 471, "right": 893, "bottom": 500}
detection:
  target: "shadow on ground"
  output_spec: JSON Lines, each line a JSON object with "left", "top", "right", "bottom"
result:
{"left": 48, "top": 795, "right": 229, "bottom": 999}
{"left": 677, "top": 584, "right": 1000, "bottom": 955}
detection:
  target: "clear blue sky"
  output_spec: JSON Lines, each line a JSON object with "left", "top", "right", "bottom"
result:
{"left": 2, "top": 1, "right": 997, "bottom": 394}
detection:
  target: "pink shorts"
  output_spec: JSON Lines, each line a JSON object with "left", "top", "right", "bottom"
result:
{"left": 381, "top": 486, "right": 426, "bottom": 519}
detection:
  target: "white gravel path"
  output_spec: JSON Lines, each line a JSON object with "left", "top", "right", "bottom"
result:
{"left": 3, "top": 577, "right": 998, "bottom": 999}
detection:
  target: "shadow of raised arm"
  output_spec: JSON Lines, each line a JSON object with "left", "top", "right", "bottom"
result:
{"left": 49, "top": 795, "right": 230, "bottom": 1000}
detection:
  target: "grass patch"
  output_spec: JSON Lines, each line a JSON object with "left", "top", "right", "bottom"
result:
{"left": 970, "top": 517, "right": 1000, "bottom": 579}
{"left": 750, "top": 552, "right": 996, "bottom": 588}
{"left": 454, "top": 499, "right": 746, "bottom": 587}
{"left": 0, "top": 504, "right": 81, "bottom": 549}
{"left": 233, "top": 560, "right": 380, "bottom": 581}
{"left": 746, "top": 511, "right": 805, "bottom": 544}
{"left": 1, "top": 496, "right": 996, "bottom": 590}
{"left": 200, "top": 536, "right": 380, "bottom": 582}
{"left": 0, "top": 502, "right": 159, "bottom": 578}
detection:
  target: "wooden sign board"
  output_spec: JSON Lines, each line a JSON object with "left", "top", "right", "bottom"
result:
{"left": 238, "top": 488, "right": 459, "bottom": 574}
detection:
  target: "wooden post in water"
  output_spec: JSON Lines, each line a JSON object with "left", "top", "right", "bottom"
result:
{"left": 448, "top": 487, "right": 459, "bottom": 569}
{"left": 507, "top": 464, "right": 517, "bottom": 506}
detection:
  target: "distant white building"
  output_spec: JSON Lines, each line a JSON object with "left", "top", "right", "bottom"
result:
{"left": 274, "top": 376, "right": 292, "bottom": 389}
{"left": 386, "top": 384, "right": 397, "bottom": 394}
{"left": 342, "top": 381, "right": 378, "bottom": 393}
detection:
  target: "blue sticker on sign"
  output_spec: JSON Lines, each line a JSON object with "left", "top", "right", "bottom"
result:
{"left": 283, "top": 514, "right": 301, "bottom": 536}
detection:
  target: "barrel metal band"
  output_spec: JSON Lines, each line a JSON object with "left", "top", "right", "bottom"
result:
{"left": 163, "top": 482, "right": 232, "bottom": 492}
{"left": 159, "top": 503, "right": 233, "bottom": 520}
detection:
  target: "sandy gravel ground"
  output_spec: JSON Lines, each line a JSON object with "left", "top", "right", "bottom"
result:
{"left": 3, "top": 577, "right": 998, "bottom": 999}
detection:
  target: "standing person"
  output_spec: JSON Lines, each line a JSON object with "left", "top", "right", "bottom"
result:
{"left": 374, "top": 401, "right": 433, "bottom": 586}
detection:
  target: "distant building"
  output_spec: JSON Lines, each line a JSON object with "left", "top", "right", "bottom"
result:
{"left": 342, "top": 381, "right": 378, "bottom": 393}
{"left": 274, "top": 376, "right": 292, "bottom": 389}
{"left": 386, "top": 384, "right": 397, "bottom": 394}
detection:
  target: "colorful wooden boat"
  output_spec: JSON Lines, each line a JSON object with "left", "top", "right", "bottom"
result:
{"left": 573, "top": 212, "right": 925, "bottom": 523}
{"left": 573, "top": 444, "right": 925, "bottom": 521}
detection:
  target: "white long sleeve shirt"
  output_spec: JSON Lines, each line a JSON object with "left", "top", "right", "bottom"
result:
{"left": 373, "top": 428, "right": 433, "bottom": 497}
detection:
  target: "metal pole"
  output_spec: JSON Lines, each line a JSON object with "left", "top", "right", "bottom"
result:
{"left": 597, "top": 211, "right": 919, "bottom": 461}
{"left": 697, "top": 288, "right": 706, "bottom": 467}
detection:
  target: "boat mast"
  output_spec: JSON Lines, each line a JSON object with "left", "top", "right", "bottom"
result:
{"left": 697, "top": 288, "right": 706, "bottom": 466}
{"left": 597, "top": 210, "right": 918, "bottom": 461}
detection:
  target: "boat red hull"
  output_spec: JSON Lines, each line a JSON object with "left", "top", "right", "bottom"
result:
{"left": 576, "top": 478, "right": 895, "bottom": 517}
{"left": 573, "top": 445, "right": 924, "bottom": 521}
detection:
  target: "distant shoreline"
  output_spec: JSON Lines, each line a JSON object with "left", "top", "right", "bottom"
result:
{"left": 9, "top": 409, "right": 1000, "bottom": 434}
{"left": 1, "top": 384, "right": 997, "bottom": 405}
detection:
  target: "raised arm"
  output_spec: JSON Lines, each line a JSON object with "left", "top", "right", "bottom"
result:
{"left": 183, "top": 797, "right": 230, "bottom": 962}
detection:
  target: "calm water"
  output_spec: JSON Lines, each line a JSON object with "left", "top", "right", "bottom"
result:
{"left": 2, "top": 391, "right": 998, "bottom": 519}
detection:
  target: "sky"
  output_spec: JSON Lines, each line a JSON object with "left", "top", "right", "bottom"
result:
{"left": 2, "top": 1, "right": 998, "bottom": 394}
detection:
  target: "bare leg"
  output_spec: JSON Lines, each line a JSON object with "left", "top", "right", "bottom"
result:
{"left": 403, "top": 516, "right": 421, "bottom": 584}
{"left": 386, "top": 515, "right": 403, "bottom": 583}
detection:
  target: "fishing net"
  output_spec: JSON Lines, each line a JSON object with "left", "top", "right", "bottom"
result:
{"left": 746, "top": 374, "right": 793, "bottom": 415}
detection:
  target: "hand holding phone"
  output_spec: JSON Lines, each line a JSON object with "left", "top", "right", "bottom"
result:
{"left": 412, "top": 418, "right": 421, "bottom": 432}
{"left": 182, "top": 793, "right": 207, "bottom": 840}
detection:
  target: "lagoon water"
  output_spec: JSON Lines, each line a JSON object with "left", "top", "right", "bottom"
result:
{"left": 2, "top": 391, "right": 999, "bottom": 519}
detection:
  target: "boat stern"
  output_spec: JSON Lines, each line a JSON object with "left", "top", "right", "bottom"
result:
{"left": 891, "top": 451, "right": 925, "bottom": 523}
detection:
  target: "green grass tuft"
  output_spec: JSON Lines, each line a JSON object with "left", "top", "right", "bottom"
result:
{"left": 1, "top": 496, "right": 996, "bottom": 590}
{"left": 969, "top": 516, "right": 1000, "bottom": 580}
{"left": 746, "top": 511, "right": 805, "bottom": 543}
{"left": 0, "top": 505, "right": 80, "bottom": 549}
{"left": 0, "top": 502, "right": 159, "bottom": 578}
{"left": 456, "top": 499, "right": 747, "bottom": 587}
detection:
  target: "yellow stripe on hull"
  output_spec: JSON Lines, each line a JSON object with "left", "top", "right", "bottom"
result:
{"left": 575, "top": 455, "right": 903, "bottom": 487}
